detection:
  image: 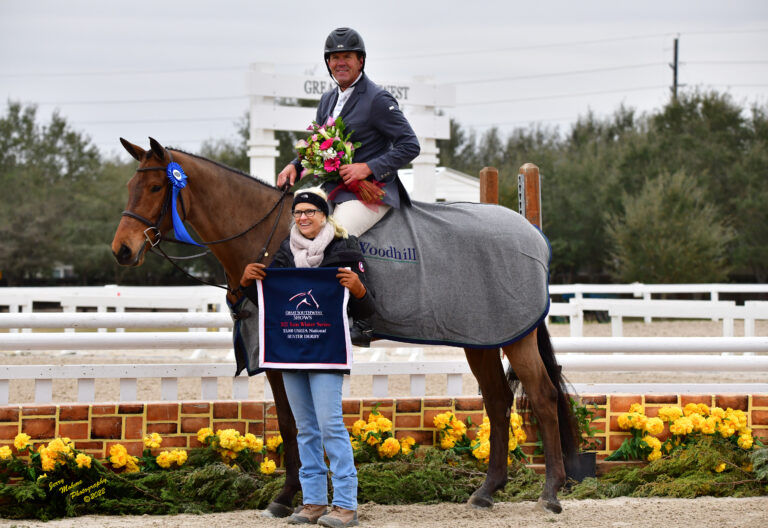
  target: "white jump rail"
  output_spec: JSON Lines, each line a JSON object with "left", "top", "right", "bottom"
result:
{"left": 3, "top": 355, "right": 768, "bottom": 404}
{"left": 3, "top": 301, "right": 762, "bottom": 339}
{"left": 4, "top": 283, "right": 767, "bottom": 312}
{"left": 0, "top": 285, "right": 225, "bottom": 311}
{"left": 2, "top": 329, "right": 767, "bottom": 353}
{"left": 0, "top": 312, "right": 234, "bottom": 329}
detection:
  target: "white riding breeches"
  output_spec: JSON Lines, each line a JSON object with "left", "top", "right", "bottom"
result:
{"left": 331, "top": 200, "right": 391, "bottom": 237}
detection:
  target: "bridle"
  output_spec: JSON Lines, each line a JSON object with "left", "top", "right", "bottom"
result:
{"left": 121, "top": 150, "right": 290, "bottom": 294}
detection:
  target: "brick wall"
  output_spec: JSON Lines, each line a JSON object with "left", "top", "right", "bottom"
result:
{"left": 1, "top": 394, "right": 766, "bottom": 461}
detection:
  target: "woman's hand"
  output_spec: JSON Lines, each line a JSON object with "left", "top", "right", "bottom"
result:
{"left": 240, "top": 263, "right": 267, "bottom": 287}
{"left": 337, "top": 268, "right": 366, "bottom": 299}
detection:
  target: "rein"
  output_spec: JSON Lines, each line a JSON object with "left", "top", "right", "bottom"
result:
{"left": 121, "top": 151, "right": 290, "bottom": 294}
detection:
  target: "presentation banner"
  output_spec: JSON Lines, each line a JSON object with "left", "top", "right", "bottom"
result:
{"left": 257, "top": 267, "right": 351, "bottom": 370}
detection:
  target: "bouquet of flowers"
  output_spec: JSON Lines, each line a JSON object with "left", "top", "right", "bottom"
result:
{"left": 293, "top": 116, "right": 386, "bottom": 206}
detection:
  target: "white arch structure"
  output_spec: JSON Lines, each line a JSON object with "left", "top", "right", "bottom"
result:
{"left": 246, "top": 64, "right": 455, "bottom": 202}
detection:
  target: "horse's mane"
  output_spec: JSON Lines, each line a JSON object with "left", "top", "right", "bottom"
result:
{"left": 167, "top": 147, "right": 284, "bottom": 193}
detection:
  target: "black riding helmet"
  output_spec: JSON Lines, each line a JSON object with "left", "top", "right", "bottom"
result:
{"left": 324, "top": 27, "right": 366, "bottom": 79}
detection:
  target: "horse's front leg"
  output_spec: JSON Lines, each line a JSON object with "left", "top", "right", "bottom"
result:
{"left": 262, "top": 371, "right": 301, "bottom": 518}
{"left": 464, "top": 347, "right": 514, "bottom": 509}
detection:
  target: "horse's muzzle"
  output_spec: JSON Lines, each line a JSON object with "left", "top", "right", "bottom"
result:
{"left": 113, "top": 243, "right": 143, "bottom": 266}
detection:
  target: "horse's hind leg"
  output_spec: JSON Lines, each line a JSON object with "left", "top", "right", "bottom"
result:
{"left": 502, "top": 330, "right": 565, "bottom": 514}
{"left": 464, "top": 347, "right": 514, "bottom": 509}
{"left": 262, "top": 371, "right": 301, "bottom": 517}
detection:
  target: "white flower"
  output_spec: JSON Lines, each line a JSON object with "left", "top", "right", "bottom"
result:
{"left": 320, "top": 148, "right": 337, "bottom": 160}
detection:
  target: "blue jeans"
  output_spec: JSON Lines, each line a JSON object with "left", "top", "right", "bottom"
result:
{"left": 282, "top": 371, "right": 357, "bottom": 510}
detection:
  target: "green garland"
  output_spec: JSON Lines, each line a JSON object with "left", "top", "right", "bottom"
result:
{"left": 2, "top": 442, "right": 766, "bottom": 520}
{"left": 569, "top": 439, "right": 768, "bottom": 499}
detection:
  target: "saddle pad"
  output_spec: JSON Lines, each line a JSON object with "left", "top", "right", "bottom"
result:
{"left": 360, "top": 200, "right": 551, "bottom": 348}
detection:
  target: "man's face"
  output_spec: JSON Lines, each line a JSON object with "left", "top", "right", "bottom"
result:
{"left": 328, "top": 51, "right": 363, "bottom": 90}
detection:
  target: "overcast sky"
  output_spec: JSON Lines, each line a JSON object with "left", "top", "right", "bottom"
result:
{"left": 1, "top": 0, "right": 766, "bottom": 161}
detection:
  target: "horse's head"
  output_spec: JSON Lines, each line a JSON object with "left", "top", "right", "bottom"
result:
{"left": 111, "top": 137, "right": 175, "bottom": 266}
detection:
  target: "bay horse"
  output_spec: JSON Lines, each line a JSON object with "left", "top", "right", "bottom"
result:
{"left": 111, "top": 138, "right": 577, "bottom": 515}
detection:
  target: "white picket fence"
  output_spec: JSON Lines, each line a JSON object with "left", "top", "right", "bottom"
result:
{"left": 1, "top": 284, "right": 767, "bottom": 403}
{"left": 547, "top": 299, "right": 768, "bottom": 337}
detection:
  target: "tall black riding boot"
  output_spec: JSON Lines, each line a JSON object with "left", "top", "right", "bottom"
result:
{"left": 350, "top": 318, "right": 373, "bottom": 348}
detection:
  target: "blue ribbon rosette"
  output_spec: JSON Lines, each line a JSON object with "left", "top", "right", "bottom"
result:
{"left": 166, "top": 162, "right": 204, "bottom": 247}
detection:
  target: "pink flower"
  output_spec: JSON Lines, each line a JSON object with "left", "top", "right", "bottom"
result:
{"left": 324, "top": 157, "right": 341, "bottom": 172}
{"left": 326, "top": 116, "right": 335, "bottom": 127}
{"left": 319, "top": 138, "right": 334, "bottom": 150}
{"left": 312, "top": 134, "right": 318, "bottom": 141}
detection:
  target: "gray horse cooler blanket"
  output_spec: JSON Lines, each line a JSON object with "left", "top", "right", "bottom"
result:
{"left": 231, "top": 200, "right": 551, "bottom": 376}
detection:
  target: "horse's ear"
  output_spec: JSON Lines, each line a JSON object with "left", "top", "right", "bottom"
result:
{"left": 120, "top": 138, "right": 145, "bottom": 161}
{"left": 148, "top": 137, "right": 167, "bottom": 161}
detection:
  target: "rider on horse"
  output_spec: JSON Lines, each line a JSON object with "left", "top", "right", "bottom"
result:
{"left": 276, "top": 28, "right": 419, "bottom": 237}
{"left": 277, "top": 27, "right": 420, "bottom": 346}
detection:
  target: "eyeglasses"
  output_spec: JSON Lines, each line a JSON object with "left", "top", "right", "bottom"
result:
{"left": 291, "top": 209, "right": 323, "bottom": 219}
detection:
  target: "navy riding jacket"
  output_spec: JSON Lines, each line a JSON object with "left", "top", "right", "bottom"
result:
{"left": 293, "top": 74, "right": 420, "bottom": 208}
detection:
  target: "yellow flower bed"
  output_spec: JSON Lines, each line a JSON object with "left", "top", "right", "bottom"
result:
{"left": 432, "top": 411, "right": 527, "bottom": 464}
{"left": 607, "top": 402, "right": 760, "bottom": 466}
{"left": 196, "top": 428, "right": 278, "bottom": 474}
{"left": 349, "top": 408, "right": 416, "bottom": 461}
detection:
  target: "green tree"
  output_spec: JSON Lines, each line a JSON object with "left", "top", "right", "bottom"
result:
{"left": 0, "top": 102, "right": 100, "bottom": 285}
{"left": 733, "top": 104, "right": 768, "bottom": 281}
{"left": 606, "top": 171, "right": 733, "bottom": 283}
{"left": 199, "top": 113, "right": 250, "bottom": 173}
{"left": 437, "top": 118, "right": 466, "bottom": 169}
{"left": 643, "top": 91, "right": 767, "bottom": 280}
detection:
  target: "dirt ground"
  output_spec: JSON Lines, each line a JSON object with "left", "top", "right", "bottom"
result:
{"left": 2, "top": 320, "right": 767, "bottom": 403}
{"left": 1, "top": 497, "right": 766, "bottom": 528}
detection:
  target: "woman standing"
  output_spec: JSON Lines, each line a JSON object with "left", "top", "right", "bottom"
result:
{"left": 240, "top": 188, "right": 373, "bottom": 527}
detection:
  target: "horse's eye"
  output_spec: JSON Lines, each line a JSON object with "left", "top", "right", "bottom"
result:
{"left": 150, "top": 185, "right": 163, "bottom": 193}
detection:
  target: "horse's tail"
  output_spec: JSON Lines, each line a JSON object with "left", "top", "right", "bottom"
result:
{"left": 506, "top": 322, "right": 579, "bottom": 459}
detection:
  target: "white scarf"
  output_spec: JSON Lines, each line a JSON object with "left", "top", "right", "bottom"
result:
{"left": 289, "top": 221, "right": 335, "bottom": 268}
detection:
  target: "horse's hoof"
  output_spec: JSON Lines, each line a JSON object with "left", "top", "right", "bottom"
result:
{"left": 536, "top": 497, "right": 562, "bottom": 514}
{"left": 262, "top": 501, "right": 294, "bottom": 518}
{"left": 467, "top": 491, "right": 494, "bottom": 510}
